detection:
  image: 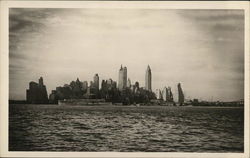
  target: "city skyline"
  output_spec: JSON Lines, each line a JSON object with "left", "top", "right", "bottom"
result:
{"left": 9, "top": 9, "right": 244, "bottom": 101}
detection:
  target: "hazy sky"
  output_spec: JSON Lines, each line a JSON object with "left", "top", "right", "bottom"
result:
{"left": 9, "top": 8, "right": 244, "bottom": 101}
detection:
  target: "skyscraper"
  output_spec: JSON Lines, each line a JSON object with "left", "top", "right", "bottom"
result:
{"left": 93, "top": 74, "right": 99, "bottom": 90}
{"left": 118, "top": 65, "right": 127, "bottom": 90}
{"left": 145, "top": 65, "right": 152, "bottom": 91}
{"left": 178, "top": 83, "right": 184, "bottom": 105}
{"left": 162, "top": 87, "right": 169, "bottom": 101}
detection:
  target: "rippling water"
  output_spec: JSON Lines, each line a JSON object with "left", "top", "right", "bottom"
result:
{"left": 9, "top": 104, "right": 244, "bottom": 152}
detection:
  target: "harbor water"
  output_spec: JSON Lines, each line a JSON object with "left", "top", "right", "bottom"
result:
{"left": 9, "top": 104, "right": 244, "bottom": 152}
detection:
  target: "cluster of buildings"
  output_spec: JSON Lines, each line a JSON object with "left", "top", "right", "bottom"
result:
{"left": 155, "top": 83, "right": 184, "bottom": 105}
{"left": 26, "top": 77, "right": 48, "bottom": 104}
{"left": 156, "top": 87, "right": 174, "bottom": 102}
{"left": 26, "top": 65, "right": 185, "bottom": 105}
{"left": 117, "top": 65, "right": 152, "bottom": 93}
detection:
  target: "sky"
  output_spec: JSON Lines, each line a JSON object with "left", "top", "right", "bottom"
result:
{"left": 9, "top": 8, "right": 244, "bottom": 101}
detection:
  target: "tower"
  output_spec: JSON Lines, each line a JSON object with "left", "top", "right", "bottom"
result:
{"left": 118, "top": 65, "right": 127, "bottom": 90}
{"left": 145, "top": 65, "right": 152, "bottom": 91}
{"left": 168, "top": 87, "right": 174, "bottom": 102}
{"left": 178, "top": 83, "right": 184, "bottom": 105}
{"left": 162, "top": 87, "right": 169, "bottom": 101}
{"left": 123, "top": 67, "right": 127, "bottom": 89}
{"left": 93, "top": 74, "right": 99, "bottom": 90}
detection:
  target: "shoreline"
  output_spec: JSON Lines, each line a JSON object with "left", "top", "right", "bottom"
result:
{"left": 9, "top": 104, "right": 244, "bottom": 108}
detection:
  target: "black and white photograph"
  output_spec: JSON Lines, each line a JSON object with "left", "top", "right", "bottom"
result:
{"left": 0, "top": 1, "right": 249, "bottom": 157}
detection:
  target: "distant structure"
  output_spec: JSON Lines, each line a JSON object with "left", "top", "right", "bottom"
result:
{"left": 127, "top": 78, "right": 131, "bottom": 88}
{"left": 81, "top": 81, "right": 88, "bottom": 93}
{"left": 93, "top": 74, "right": 99, "bottom": 90}
{"left": 156, "top": 86, "right": 174, "bottom": 102}
{"left": 134, "top": 81, "right": 140, "bottom": 93}
{"left": 145, "top": 65, "right": 152, "bottom": 91}
{"left": 100, "top": 78, "right": 117, "bottom": 100}
{"left": 43, "top": 64, "right": 170, "bottom": 104}
{"left": 26, "top": 77, "right": 48, "bottom": 104}
{"left": 162, "top": 87, "right": 167, "bottom": 101}
{"left": 168, "top": 87, "right": 174, "bottom": 102}
{"left": 118, "top": 65, "right": 127, "bottom": 91}
{"left": 178, "top": 83, "right": 184, "bottom": 105}
{"left": 70, "top": 78, "right": 83, "bottom": 98}
{"left": 162, "top": 87, "right": 170, "bottom": 102}
{"left": 101, "top": 78, "right": 117, "bottom": 91}
{"left": 156, "top": 89, "right": 163, "bottom": 100}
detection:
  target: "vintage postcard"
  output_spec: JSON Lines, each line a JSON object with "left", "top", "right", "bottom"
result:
{"left": 0, "top": 1, "right": 249, "bottom": 158}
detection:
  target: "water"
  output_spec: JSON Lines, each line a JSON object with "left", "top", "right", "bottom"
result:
{"left": 9, "top": 104, "right": 244, "bottom": 152}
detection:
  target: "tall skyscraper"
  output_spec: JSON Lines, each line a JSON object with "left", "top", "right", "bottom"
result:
{"left": 118, "top": 65, "right": 127, "bottom": 90}
{"left": 145, "top": 65, "right": 152, "bottom": 91}
{"left": 178, "top": 83, "right": 184, "bottom": 105}
{"left": 93, "top": 74, "right": 99, "bottom": 90}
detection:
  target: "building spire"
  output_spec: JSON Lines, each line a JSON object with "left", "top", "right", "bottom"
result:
{"left": 145, "top": 65, "right": 152, "bottom": 91}
{"left": 76, "top": 78, "right": 80, "bottom": 82}
{"left": 147, "top": 65, "right": 151, "bottom": 70}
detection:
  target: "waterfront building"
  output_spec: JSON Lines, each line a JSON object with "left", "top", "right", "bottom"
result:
{"left": 71, "top": 78, "right": 82, "bottom": 97}
{"left": 26, "top": 77, "right": 48, "bottom": 104}
{"left": 49, "top": 90, "right": 57, "bottom": 104}
{"left": 56, "top": 86, "right": 72, "bottom": 99}
{"left": 178, "top": 83, "right": 184, "bottom": 105}
{"left": 118, "top": 65, "right": 127, "bottom": 91}
{"left": 145, "top": 65, "right": 152, "bottom": 91}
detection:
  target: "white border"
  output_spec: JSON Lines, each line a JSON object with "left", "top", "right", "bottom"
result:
{"left": 0, "top": 1, "right": 249, "bottom": 158}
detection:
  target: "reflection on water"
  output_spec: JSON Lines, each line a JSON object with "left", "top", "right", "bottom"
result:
{"left": 9, "top": 104, "right": 244, "bottom": 152}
